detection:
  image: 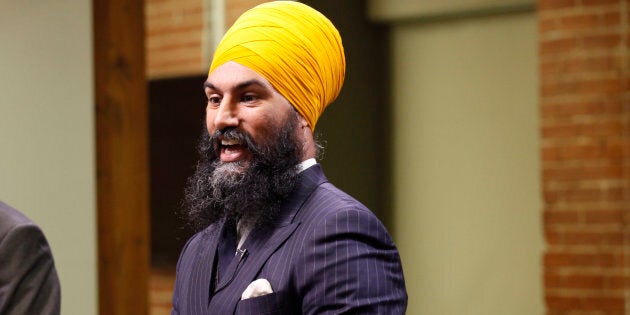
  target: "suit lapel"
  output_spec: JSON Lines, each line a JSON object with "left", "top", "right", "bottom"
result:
{"left": 214, "top": 220, "right": 300, "bottom": 293}
{"left": 190, "top": 221, "right": 222, "bottom": 308}
{"left": 208, "top": 165, "right": 328, "bottom": 312}
{"left": 209, "top": 221, "right": 300, "bottom": 314}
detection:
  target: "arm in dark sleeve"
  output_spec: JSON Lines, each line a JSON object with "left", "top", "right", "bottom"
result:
{"left": 297, "top": 208, "right": 407, "bottom": 314}
{"left": 0, "top": 222, "right": 61, "bottom": 315}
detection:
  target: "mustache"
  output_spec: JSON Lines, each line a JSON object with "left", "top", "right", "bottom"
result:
{"left": 209, "top": 128, "right": 256, "bottom": 155}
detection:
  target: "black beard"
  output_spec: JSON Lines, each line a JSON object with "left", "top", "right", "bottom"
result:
{"left": 182, "top": 111, "right": 302, "bottom": 232}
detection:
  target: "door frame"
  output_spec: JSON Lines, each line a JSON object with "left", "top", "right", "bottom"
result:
{"left": 94, "top": 0, "right": 150, "bottom": 313}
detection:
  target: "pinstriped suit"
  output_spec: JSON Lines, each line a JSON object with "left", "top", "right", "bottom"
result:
{"left": 172, "top": 164, "right": 407, "bottom": 314}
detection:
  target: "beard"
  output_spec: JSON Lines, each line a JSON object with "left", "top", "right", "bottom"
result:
{"left": 182, "top": 110, "right": 303, "bottom": 232}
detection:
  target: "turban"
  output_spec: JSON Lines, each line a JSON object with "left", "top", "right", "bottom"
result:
{"left": 209, "top": 1, "right": 346, "bottom": 130}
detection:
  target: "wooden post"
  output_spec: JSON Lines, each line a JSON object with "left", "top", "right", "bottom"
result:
{"left": 93, "top": 0, "right": 150, "bottom": 313}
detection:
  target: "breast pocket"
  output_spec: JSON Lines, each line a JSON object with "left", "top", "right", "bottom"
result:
{"left": 235, "top": 291, "right": 288, "bottom": 315}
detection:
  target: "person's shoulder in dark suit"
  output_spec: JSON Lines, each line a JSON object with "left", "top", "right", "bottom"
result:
{"left": 0, "top": 201, "right": 61, "bottom": 315}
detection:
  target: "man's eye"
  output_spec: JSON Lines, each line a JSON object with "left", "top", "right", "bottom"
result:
{"left": 242, "top": 94, "right": 256, "bottom": 102}
{"left": 208, "top": 96, "right": 221, "bottom": 105}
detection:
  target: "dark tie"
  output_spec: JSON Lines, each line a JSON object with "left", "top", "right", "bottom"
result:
{"left": 217, "top": 219, "right": 237, "bottom": 282}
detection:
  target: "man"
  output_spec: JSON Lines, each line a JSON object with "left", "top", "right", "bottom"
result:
{"left": 0, "top": 201, "right": 61, "bottom": 315}
{"left": 172, "top": 1, "right": 407, "bottom": 314}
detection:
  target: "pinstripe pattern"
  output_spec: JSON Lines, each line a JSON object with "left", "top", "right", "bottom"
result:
{"left": 172, "top": 165, "right": 407, "bottom": 314}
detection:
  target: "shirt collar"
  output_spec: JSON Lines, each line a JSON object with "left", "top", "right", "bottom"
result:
{"left": 297, "top": 158, "right": 317, "bottom": 173}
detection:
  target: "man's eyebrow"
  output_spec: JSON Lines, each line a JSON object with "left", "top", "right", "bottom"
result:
{"left": 203, "top": 81, "right": 217, "bottom": 90}
{"left": 203, "top": 79, "right": 268, "bottom": 92}
{"left": 235, "top": 79, "right": 267, "bottom": 91}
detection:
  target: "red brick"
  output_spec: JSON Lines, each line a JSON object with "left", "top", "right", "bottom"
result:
{"left": 553, "top": 186, "right": 625, "bottom": 202}
{"left": 603, "top": 232, "right": 624, "bottom": 245}
{"left": 540, "top": 37, "right": 578, "bottom": 54}
{"left": 544, "top": 252, "right": 621, "bottom": 268}
{"left": 544, "top": 274, "right": 563, "bottom": 288}
{"left": 555, "top": 143, "right": 604, "bottom": 160}
{"left": 541, "top": 56, "right": 617, "bottom": 77}
{"left": 541, "top": 123, "right": 579, "bottom": 138}
{"left": 546, "top": 274, "right": 605, "bottom": 289}
{"left": 146, "top": 1, "right": 202, "bottom": 19}
{"left": 542, "top": 120, "right": 623, "bottom": 139}
{"left": 563, "top": 187, "right": 604, "bottom": 202}
{"left": 607, "top": 275, "right": 630, "bottom": 289}
{"left": 541, "top": 100, "right": 623, "bottom": 118}
{"left": 582, "top": 0, "right": 622, "bottom": 7}
{"left": 583, "top": 33, "right": 622, "bottom": 48}
{"left": 147, "top": 23, "right": 204, "bottom": 37}
{"left": 559, "top": 13, "right": 600, "bottom": 30}
{"left": 539, "top": 0, "right": 577, "bottom": 10}
{"left": 543, "top": 165, "right": 623, "bottom": 181}
{"left": 544, "top": 210, "right": 581, "bottom": 224}
{"left": 584, "top": 209, "right": 625, "bottom": 224}
{"left": 148, "top": 57, "right": 202, "bottom": 69}
{"left": 583, "top": 296, "right": 625, "bottom": 311}
{"left": 606, "top": 187, "right": 625, "bottom": 201}
{"left": 554, "top": 231, "right": 623, "bottom": 246}
{"left": 603, "top": 11, "right": 622, "bottom": 26}
{"left": 580, "top": 78, "right": 623, "bottom": 94}
{"left": 541, "top": 78, "right": 622, "bottom": 97}
{"left": 539, "top": 17, "right": 558, "bottom": 32}
{"left": 545, "top": 229, "right": 561, "bottom": 244}
{"left": 546, "top": 295, "right": 582, "bottom": 310}
{"left": 544, "top": 189, "right": 560, "bottom": 204}
{"left": 542, "top": 146, "right": 559, "bottom": 161}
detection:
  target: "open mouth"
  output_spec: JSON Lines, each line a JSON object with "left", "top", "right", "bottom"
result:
{"left": 220, "top": 138, "right": 248, "bottom": 162}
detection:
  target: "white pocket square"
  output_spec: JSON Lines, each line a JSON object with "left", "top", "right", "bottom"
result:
{"left": 241, "top": 279, "right": 273, "bottom": 300}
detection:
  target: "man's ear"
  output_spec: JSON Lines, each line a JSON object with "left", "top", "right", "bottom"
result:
{"left": 297, "top": 113, "right": 310, "bottom": 129}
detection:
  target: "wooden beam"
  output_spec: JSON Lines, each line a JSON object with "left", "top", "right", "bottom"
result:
{"left": 93, "top": 0, "right": 150, "bottom": 313}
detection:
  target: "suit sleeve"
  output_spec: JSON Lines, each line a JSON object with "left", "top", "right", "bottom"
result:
{"left": 296, "top": 207, "right": 407, "bottom": 314}
{"left": 0, "top": 223, "right": 61, "bottom": 315}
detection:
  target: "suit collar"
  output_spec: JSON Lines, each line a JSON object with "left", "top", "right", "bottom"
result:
{"left": 208, "top": 164, "right": 328, "bottom": 311}
{"left": 274, "top": 163, "right": 327, "bottom": 226}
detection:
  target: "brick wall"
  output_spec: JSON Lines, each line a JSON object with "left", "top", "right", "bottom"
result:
{"left": 539, "top": 0, "right": 630, "bottom": 313}
{"left": 146, "top": 0, "right": 204, "bottom": 78}
{"left": 149, "top": 268, "right": 175, "bottom": 315}
{"left": 226, "top": 0, "right": 269, "bottom": 28}
{"left": 146, "top": 0, "right": 271, "bottom": 78}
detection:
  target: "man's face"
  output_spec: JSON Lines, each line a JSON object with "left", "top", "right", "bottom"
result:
{"left": 204, "top": 61, "right": 295, "bottom": 167}
{"left": 183, "top": 63, "right": 304, "bottom": 230}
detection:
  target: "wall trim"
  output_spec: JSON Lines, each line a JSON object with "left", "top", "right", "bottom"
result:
{"left": 94, "top": 0, "right": 150, "bottom": 313}
{"left": 368, "top": 0, "right": 535, "bottom": 24}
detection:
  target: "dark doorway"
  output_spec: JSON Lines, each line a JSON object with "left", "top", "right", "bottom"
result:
{"left": 149, "top": 75, "right": 207, "bottom": 268}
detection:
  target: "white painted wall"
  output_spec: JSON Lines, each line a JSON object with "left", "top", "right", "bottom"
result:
{"left": 0, "top": 1, "right": 97, "bottom": 314}
{"left": 390, "top": 12, "right": 542, "bottom": 315}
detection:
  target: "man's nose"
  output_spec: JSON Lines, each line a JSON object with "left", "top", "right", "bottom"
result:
{"left": 213, "top": 101, "right": 239, "bottom": 130}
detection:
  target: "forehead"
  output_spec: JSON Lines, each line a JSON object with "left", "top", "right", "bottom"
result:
{"left": 205, "top": 61, "right": 274, "bottom": 91}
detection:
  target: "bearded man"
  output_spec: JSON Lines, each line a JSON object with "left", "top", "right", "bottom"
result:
{"left": 171, "top": 2, "right": 407, "bottom": 314}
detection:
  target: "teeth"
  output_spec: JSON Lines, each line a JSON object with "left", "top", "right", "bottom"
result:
{"left": 221, "top": 139, "right": 241, "bottom": 146}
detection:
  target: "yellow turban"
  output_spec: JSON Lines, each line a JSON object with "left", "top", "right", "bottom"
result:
{"left": 209, "top": 1, "right": 346, "bottom": 130}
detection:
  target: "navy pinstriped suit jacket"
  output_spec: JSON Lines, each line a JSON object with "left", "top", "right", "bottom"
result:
{"left": 171, "top": 164, "right": 407, "bottom": 314}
